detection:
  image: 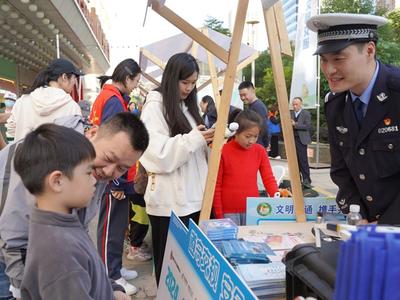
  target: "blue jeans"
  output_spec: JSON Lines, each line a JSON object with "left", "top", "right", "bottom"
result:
{"left": 0, "top": 262, "right": 12, "bottom": 299}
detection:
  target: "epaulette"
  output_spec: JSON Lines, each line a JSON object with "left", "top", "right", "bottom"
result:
{"left": 324, "top": 91, "right": 345, "bottom": 104}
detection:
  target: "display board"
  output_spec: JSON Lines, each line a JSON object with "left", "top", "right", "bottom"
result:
{"left": 246, "top": 197, "right": 344, "bottom": 225}
{"left": 157, "top": 212, "right": 257, "bottom": 300}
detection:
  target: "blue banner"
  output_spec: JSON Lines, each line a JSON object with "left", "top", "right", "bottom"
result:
{"left": 246, "top": 197, "right": 344, "bottom": 225}
{"left": 157, "top": 212, "right": 257, "bottom": 300}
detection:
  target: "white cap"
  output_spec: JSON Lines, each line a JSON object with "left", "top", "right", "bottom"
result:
{"left": 349, "top": 204, "right": 360, "bottom": 213}
{"left": 4, "top": 91, "right": 17, "bottom": 101}
{"left": 306, "top": 13, "right": 388, "bottom": 55}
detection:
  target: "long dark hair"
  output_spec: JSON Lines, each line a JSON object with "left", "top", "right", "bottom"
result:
{"left": 98, "top": 58, "right": 141, "bottom": 88}
{"left": 159, "top": 53, "right": 203, "bottom": 136}
{"left": 201, "top": 95, "right": 216, "bottom": 114}
{"left": 24, "top": 70, "right": 74, "bottom": 94}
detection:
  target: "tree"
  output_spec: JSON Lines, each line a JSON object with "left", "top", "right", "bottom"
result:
{"left": 241, "top": 48, "right": 293, "bottom": 109}
{"left": 204, "top": 16, "right": 231, "bottom": 36}
{"left": 388, "top": 8, "right": 400, "bottom": 42}
{"left": 242, "top": 50, "right": 271, "bottom": 88}
{"left": 321, "top": 0, "right": 374, "bottom": 14}
{"left": 256, "top": 50, "right": 294, "bottom": 109}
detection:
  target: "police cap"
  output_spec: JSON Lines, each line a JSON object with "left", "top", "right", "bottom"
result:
{"left": 306, "top": 13, "right": 388, "bottom": 55}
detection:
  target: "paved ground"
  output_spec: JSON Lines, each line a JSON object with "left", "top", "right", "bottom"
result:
{"left": 269, "top": 157, "right": 338, "bottom": 197}
{"left": 88, "top": 217, "right": 157, "bottom": 299}
{"left": 90, "top": 158, "right": 338, "bottom": 300}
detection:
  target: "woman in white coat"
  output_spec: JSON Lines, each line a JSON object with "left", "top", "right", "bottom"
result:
{"left": 140, "top": 53, "right": 215, "bottom": 285}
{"left": 6, "top": 58, "right": 82, "bottom": 141}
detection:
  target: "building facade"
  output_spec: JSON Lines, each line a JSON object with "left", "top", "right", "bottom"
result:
{"left": 282, "top": 0, "right": 299, "bottom": 41}
{"left": 376, "top": 0, "right": 396, "bottom": 11}
{"left": 0, "top": 0, "right": 110, "bottom": 97}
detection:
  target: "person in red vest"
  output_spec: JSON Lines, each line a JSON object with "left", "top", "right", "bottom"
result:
{"left": 89, "top": 59, "right": 141, "bottom": 296}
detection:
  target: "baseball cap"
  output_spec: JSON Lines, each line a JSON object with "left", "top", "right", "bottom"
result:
{"left": 4, "top": 91, "right": 17, "bottom": 101}
{"left": 306, "top": 13, "right": 388, "bottom": 55}
{"left": 47, "top": 58, "right": 84, "bottom": 76}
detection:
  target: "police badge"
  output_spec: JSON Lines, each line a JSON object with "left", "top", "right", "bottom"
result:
{"left": 336, "top": 126, "right": 348, "bottom": 134}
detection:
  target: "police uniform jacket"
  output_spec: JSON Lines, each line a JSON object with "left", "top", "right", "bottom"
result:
{"left": 325, "top": 62, "right": 400, "bottom": 224}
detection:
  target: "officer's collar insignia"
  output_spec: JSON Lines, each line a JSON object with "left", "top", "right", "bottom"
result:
{"left": 336, "top": 126, "right": 348, "bottom": 134}
{"left": 377, "top": 92, "right": 388, "bottom": 102}
{"left": 384, "top": 118, "right": 392, "bottom": 126}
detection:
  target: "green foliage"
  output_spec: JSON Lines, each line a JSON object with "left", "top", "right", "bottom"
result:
{"left": 388, "top": 8, "right": 400, "bottom": 42}
{"left": 321, "top": 0, "right": 374, "bottom": 14}
{"left": 242, "top": 51, "right": 271, "bottom": 87}
{"left": 257, "top": 52, "right": 294, "bottom": 109}
{"left": 242, "top": 49, "right": 293, "bottom": 109}
{"left": 376, "top": 8, "right": 400, "bottom": 66}
{"left": 204, "top": 16, "right": 231, "bottom": 36}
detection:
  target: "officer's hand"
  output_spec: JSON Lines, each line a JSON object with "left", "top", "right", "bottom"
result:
{"left": 291, "top": 120, "right": 296, "bottom": 126}
{"left": 111, "top": 190, "right": 126, "bottom": 200}
{"left": 113, "top": 291, "right": 131, "bottom": 300}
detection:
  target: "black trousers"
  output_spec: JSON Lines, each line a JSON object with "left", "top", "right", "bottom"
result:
{"left": 294, "top": 135, "right": 311, "bottom": 182}
{"left": 149, "top": 211, "right": 200, "bottom": 286}
{"left": 129, "top": 193, "right": 149, "bottom": 247}
{"left": 97, "top": 191, "right": 130, "bottom": 280}
{"left": 269, "top": 135, "right": 279, "bottom": 157}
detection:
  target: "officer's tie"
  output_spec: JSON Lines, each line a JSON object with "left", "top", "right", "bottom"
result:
{"left": 353, "top": 98, "right": 365, "bottom": 125}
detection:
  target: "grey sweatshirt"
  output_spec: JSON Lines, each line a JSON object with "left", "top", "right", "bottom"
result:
{"left": 21, "top": 208, "right": 116, "bottom": 299}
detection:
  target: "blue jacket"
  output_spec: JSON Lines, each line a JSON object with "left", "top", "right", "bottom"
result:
{"left": 249, "top": 99, "right": 269, "bottom": 147}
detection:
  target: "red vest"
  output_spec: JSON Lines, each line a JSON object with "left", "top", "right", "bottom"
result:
{"left": 89, "top": 84, "right": 136, "bottom": 181}
{"left": 89, "top": 84, "right": 127, "bottom": 126}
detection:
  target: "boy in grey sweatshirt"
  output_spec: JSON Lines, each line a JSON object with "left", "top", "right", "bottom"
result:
{"left": 13, "top": 124, "right": 130, "bottom": 300}
{"left": 0, "top": 113, "right": 149, "bottom": 298}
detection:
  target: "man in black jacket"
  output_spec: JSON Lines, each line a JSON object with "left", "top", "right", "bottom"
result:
{"left": 307, "top": 13, "right": 400, "bottom": 224}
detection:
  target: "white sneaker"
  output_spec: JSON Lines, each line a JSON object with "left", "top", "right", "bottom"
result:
{"left": 120, "top": 267, "right": 138, "bottom": 280}
{"left": 115, "top": 277, "right": 138, "bottom": 295}
{"left": 127, "top": 246, "right": 152, "bottom": 261}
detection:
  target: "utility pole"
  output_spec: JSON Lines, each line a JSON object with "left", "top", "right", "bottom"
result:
{"left": 246, "top": 19, "right": 259, "bottom": 86}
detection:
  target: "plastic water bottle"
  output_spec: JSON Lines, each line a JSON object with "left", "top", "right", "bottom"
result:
{"left": 347, "top": 204, "right": 362, "bottom": 225}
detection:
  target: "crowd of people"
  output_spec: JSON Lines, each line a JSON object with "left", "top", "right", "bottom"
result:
{"left": 0, "top": 52, "right": 286, "bottom": 298}
{"left": 0, "top": 10, "right": 398, "bottom": 299}
{"left": 0, "top": 53, "right": 312, "bottom": 299}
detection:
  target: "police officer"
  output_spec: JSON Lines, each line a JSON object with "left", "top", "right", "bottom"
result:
{"left": 307, "top": 13, "right": 400, "bottom": 224}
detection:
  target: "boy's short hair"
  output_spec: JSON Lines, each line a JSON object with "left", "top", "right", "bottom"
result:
{"left": 97, "top": 112, "right": 149, "bottom": 153}
{"left": 14, "top": 124, "right": 96, "bottom": 195}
